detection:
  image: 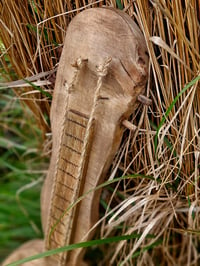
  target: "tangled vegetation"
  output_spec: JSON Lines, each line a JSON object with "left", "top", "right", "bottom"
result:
{"left": 0, "top": 0, "right": 200, "bottom": 265}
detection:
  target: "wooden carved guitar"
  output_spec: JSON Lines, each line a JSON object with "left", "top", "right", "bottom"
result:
{"left": 3, "top": 7, "right": 148, "bottom": 266}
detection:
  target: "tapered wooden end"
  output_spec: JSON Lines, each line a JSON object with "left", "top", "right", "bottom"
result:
{"left": 122, "top": 120, "right": 137, "bottom": 131}
{"left": 137, "top": 94, "right": 152, "bottom": 106}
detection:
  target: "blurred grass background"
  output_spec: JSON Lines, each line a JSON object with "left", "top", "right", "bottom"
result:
{"left": 0, "top": 89, "right": 47, "bottom": 262}
{"left": 0, "top": 0, "right": 200, "bottom": 265}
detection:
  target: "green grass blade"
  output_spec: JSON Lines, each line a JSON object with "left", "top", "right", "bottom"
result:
{"left": 116, "top": 0, "right": 123, "bottom": 10}
{"left": 48, "top": 174, "right": 155, "bottom": 245}
{"left": 154, "top": 75, "right": 200, "bottom": 153}
{"left": 6, "top": 234, "right": 142, "bottom": 266}
{"left": 23, "top": 79, "right": 52, "bottom": 99}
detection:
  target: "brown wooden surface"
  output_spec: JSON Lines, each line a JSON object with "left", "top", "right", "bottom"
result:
{"left": 2, "top": 240, "right": 45, "bottom": 266}
{"left": 42, "top": 7, "right": 148, "bottom": 265}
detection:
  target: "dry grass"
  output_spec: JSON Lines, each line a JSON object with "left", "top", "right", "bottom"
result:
{"left": 0, "top": 0, "right": 200, "bottom": 265}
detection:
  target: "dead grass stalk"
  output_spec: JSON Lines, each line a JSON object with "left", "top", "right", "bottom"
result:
{"left": 0, "top": 0, "right": 200, "bottom": 265}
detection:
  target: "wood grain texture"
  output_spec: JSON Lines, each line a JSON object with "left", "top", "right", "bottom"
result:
{"left": 41, "top": 7, "right": 148, "bottom": 266}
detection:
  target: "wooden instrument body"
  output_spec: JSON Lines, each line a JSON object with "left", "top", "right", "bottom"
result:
{"left": 42, "top": 7, "right": 148, "bottom": 265}
{"left": 3, "top": 7, "right": 148, "bottom": 266}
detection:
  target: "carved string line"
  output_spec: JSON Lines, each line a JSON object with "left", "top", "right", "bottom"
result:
{"left": 47, "top": 56, "right": 112, "bottom": 260}
{"left": 76, "top": 56, "right": 112, "bottom": 182}
{"left": 46, "top": 58, "right": 83, "bottom": 248}
{"left": 63, "top": 56, "right": 112, "bottom": 247}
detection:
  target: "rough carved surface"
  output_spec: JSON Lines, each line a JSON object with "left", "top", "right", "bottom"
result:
{"left": 42, "top": 7, "right": 149, "bottom": 265}
{"left": 3, "top": 7, "right": 148, "bottom": 266}
{"left": 2, "top": 240, "right": 45, "bottom": 266}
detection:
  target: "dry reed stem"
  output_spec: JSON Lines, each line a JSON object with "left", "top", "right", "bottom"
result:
{"left": 0, "top": 0, "right": 200, "bottom": 265}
